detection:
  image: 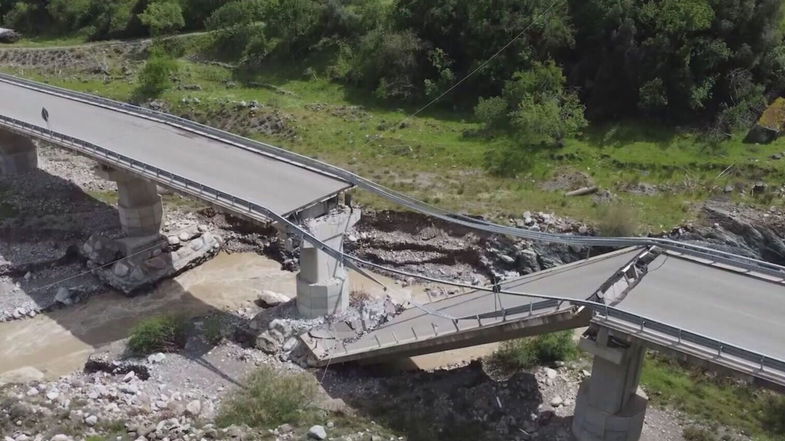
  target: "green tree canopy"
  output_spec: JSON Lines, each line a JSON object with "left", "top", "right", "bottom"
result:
{"left": 139, "top": 1, "right": 185, "bottom": 36}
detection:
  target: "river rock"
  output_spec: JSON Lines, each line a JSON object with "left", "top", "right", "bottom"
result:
{"left": 186, "top": 400, "right": 202, "bottom": 416}
{"left": 307, "top": 425, "right": 327, "bottom": 440}
{"left": 84, "top": 414, "right": 98, "bottom": 426}
{"left": 54, "top": 287, "right": 73, "bottom": 305}
{"left": 255, "top": 290, "right": 289, "bottom": 307}
{"left": 113, "top": 262, "right": 130, "bottom": 277}
{"left": 147, "top": 352, "right": 166, "bottom": 364}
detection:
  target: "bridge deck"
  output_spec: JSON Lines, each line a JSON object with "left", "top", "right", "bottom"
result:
{"left": 613, "top": 251, "right": 785, "bottom": 363}
{"left": 0, "top": 79, "right": 350, "bottom": 215}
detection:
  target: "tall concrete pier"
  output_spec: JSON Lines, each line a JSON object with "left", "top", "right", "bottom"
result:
{"left": 0, "top": 129, "right": 37, "bottom": 175}
{"left": 297, "top": 207, "right": 361, "bottom": 318}
{"left": 573, "top": 327, "right": 648, "bottom": 441}
{"left": 96, "top": 165, "right": 163, "bottom": 239}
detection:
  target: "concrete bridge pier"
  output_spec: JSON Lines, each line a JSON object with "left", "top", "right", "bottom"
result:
{"left": 296, "top": 206, "right": 361, "bottom": 319}
{"left": 573, "top": 327, "right": 648, "bottom": 441}
{"left": 96, "top": 165, "right": 163, "bottom": 247}
{"left": 0, "top": 129, "right": 37, "bottom": 175}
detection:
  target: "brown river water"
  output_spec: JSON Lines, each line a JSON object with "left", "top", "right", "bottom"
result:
{"left": 0, "top": 252, "right": 494, "bottom": 383}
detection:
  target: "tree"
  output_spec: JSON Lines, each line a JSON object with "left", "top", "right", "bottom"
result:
{"left": 391, "top": 0, "right": 574, "bottom": 99}
{"left": 349, "top": 28, "right": 427, "bottom": 101}
{"left": 139, "top": 1, "right": 185, "bottom": 36}
{"left": 47, "top": 0, "right": 90, "bottom": 32}
{"left": 82, "top": 0, "right": 136, "bottom": 40}
{"left": 569, "top": 0, "right": 785, "bottom": 121}
{"left": 475, "top": 61, "right": 587, "bottom": 146}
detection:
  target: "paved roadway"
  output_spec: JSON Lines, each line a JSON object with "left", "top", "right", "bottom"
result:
{"left": 615, "top": 251, "right": 785, "bottom": 363}
{"left": 0, "top": 80, "right": 351, "bottom": 215}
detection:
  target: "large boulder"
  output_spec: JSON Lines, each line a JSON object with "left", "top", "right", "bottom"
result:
{"left": 0, "top": 28, "right": 21, "bottom": 44}
{"left": 745, "top": 97, "right": 785, "bottom": 144}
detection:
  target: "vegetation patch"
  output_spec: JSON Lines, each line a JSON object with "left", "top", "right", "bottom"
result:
{"left": 490, "top": 330, "right": 577, "bottom": 371}
{"left": 642, "top": 354, "right": 785, "bottom": 441}
{"left": 127, "top": 315, "right": 188, "bottom": 356}
{"left": 216, "top": 365, "right": 319, "bottom": 429}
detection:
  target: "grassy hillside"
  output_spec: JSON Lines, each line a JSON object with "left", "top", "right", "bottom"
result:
{"left": 2, "top": 39, "right": 784, "bottom": 231}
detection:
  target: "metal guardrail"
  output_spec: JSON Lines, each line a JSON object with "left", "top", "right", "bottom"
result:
{"left": 2, "top": 77, "right": 785, "bottom": 382}
{"left": 0, "top": 72, "right": 783, "bottom": 279}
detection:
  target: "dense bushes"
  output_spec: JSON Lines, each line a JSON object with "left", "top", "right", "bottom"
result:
{"left": 127, "top": 315, "right": 187, "bottom": 355}
{"left": 490, "top": 331, "right": 577, "bottom": 370}
{"left": 476, "top": 61, "right": 587, "bottom": 147}
{"left": 570, "top": 0, "right": 785, "bottom": 125}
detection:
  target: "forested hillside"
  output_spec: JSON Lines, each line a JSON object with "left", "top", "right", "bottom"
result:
{"left": 3, "top": 0, "right": 784, "bottom": 137}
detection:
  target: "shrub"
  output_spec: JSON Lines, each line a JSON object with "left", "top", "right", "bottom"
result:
{"left": 597, "top": 204, "right": 639, "bottom": 237}
{"left": 127, "top": 315, "right": 187, "bottom": 355}
{"left": 474, "top": 96, "right": 508, "bottom": 131}
{"left": 216, "top": 365, "right": 319, "bottom": 429}
{"left": 760, "top": 394, "right": 785, "bottom": 434}
{"left": 683, "top": 426, "right": 718, "bottom": 441}
{"left": 137, "top": 47, "right": 178, "bottom": 98}
{"left": 203, "top": 315, "right": 224, "bottom": 345}
{"left": 491, "top": 330, "right": 577, "bottom": 370}
{"left": 483, "top": 143, "right": 533, "bottom": 177}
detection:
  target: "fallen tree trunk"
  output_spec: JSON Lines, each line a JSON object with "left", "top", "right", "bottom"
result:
{"left": 565, "top": 186, "right": 598, "bottom": 197}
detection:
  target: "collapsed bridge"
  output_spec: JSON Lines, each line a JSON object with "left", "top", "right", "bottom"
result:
{"left": 1, "top": 72, "right": 785, "bottom": 441}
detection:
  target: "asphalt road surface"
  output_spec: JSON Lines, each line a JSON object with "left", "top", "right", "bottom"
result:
{"left": 0, "top": 80, "right": 351, "bottom": 215}
{"left": 617, "top": 252, "right": 785, "bottom": 362}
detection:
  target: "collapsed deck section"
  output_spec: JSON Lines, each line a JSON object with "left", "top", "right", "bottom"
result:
{"left": 301, "top": 248, "right": 644, "bottom": 365}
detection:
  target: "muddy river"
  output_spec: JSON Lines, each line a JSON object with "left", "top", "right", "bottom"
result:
{"left": 0, "top": 252, "right": 495, "bottom": 383}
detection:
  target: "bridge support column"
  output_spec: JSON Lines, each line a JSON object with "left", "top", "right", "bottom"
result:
{"left": 0, "top": 129, "right": 37, "bottom": 175}
{"left": 573, "top": 327, "right": 648, "bottom": 441}
{"left": 296, "top": 207, "right": 361, "bottom": 319}
{"left": 96, "top": 165, "right": 163, "bottom": 239}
